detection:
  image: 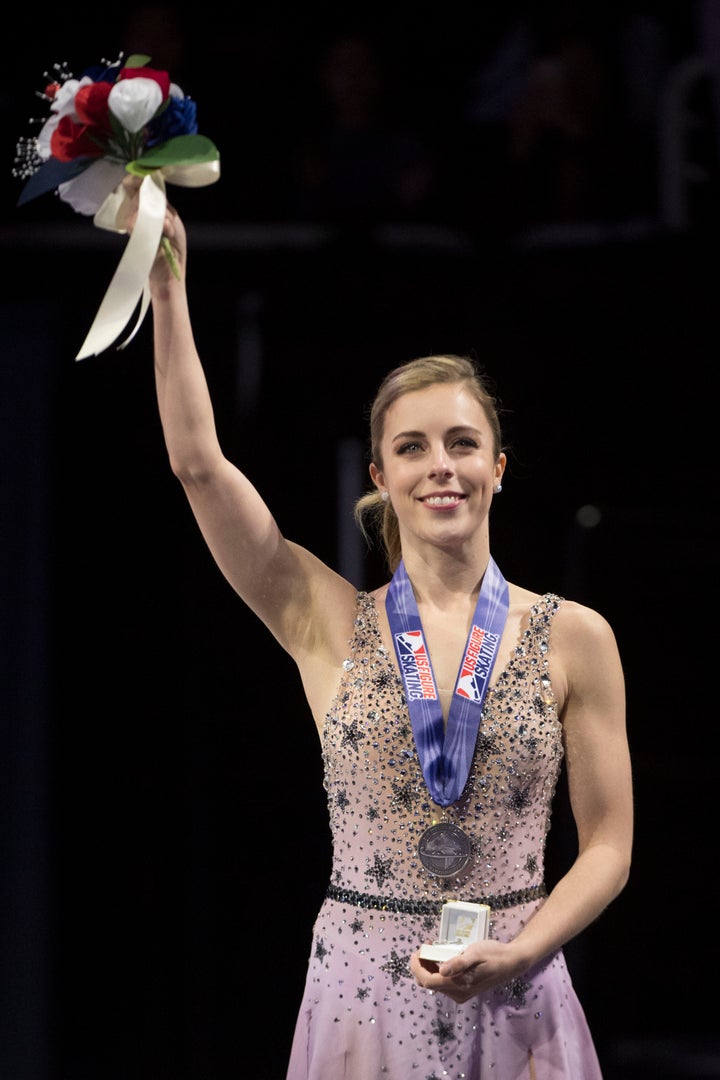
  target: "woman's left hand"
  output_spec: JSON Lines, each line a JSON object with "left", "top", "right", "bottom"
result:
{"left": 409, "top": 938, "right": 524, "bottom": 1004}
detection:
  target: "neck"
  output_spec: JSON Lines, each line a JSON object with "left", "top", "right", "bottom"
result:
{"left": 400, "top": 546, "right": 491, "bottom": 607}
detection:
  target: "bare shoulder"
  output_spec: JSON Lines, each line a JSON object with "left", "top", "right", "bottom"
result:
{"left": 550, "top": 598, "right": 624, "bottom": 707}
{"left": 289, "top": 562, "right": 365, "bottom": 728}
{"left": 295, "top": 549, "right": 363, "bottom": 652}
{"left": 506, "top": 586, "right": 623, "bottom": 707}
{"left": 275, "top": 540, "right": 362, "bottom": 664}
{"left": 508, "top": 583, "right": 616, "bottom": 644}
{"left": 551, "top": 598, "right": 619, "bottom": 655}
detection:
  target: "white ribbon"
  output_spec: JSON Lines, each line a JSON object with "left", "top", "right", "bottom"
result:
{"left": 75, "top": 159, "right": 220, "bottom": 361}
{"left": 75, "top": 172, "right": 166, "bottom": 360}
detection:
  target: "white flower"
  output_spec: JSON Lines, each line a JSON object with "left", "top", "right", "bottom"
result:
{"left": 108, "top": 77, "right": 163, "bottom": 134}
{"left": 50, "top": 76, "right": 90, "bottom": 116}
{"left": 57, "top": 158, "right": 128, "bottom": 216}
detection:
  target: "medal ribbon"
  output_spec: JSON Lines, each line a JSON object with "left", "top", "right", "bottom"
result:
{"left": 387, "top": 557, "right": 509, "bottom": 806}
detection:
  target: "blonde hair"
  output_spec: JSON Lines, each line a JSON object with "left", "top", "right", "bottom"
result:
{"left": 354, "top": 354, "right": 503, "bottom": 573}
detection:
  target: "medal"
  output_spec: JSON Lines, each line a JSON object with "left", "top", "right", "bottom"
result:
{"left": 417, "top": 822, "right": 472, "bottom": 877}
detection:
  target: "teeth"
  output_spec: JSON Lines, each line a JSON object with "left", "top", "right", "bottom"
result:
{"left": 425, "top": 496, "right": 458, "bottom": 505}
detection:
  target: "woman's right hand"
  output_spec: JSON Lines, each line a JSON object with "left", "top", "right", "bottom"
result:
{"left": 120, "top": 173, "right": 188, "bottom": 290}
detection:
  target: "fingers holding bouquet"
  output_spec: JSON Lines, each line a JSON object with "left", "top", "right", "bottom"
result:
{"left": 119, "top": 173, "right": 186, "bottom": 284}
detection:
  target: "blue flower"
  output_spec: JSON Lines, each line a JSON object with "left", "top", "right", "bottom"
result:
{"left": 148, "top": 97, "right": 198, "bottom": 146}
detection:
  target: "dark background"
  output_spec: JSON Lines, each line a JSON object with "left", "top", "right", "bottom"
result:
{"left": 1, "top": 4, "right": 718, "bottom": 1079}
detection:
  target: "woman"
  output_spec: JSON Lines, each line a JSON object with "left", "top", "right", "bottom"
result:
{"left": 130, "top": 177, "right": 632, "bottom": 1078}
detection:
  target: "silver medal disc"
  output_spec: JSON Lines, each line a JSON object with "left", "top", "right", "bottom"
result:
{"left": 417, "top": 822, "right": 472, "bottom": 877}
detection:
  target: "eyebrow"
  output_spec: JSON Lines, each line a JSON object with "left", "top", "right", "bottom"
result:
{"left": 391, "top": 425, "right": 482, "bottom": 443}
{"left": 391, "top": 429, "right": 424, "bottom": 442}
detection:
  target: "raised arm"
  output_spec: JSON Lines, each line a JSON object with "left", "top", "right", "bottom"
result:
{"left": 128, "top": 177, "right": 355, "bottom": 673}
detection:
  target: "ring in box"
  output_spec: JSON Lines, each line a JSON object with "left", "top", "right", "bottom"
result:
{"left": 418, "top": 901, "right": 490, "bottom": 962}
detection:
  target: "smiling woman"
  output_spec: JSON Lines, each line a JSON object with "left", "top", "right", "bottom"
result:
{"left": 91, "top": 182, "right": 634, "bottom": 1080}
{"left": 356, "top": 356, "right": 505, "bottom": 573}
{"left": 369, "top": 379, "right": 503, "bottom": 554}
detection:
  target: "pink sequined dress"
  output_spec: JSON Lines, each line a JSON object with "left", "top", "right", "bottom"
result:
{"left": 286, "top": 591, "right": 603, "bottom": 1079}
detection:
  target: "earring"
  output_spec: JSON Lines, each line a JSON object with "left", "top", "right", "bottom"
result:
{"left": 494, "top": 483, "right": 503, "bottom": 494}
{"left": 381, "top": 491, "right": 389, "bottom": 502}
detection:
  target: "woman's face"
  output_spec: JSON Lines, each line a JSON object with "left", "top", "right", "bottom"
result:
{"left": 370, "top": 382, "right": 505, "bottom": 551}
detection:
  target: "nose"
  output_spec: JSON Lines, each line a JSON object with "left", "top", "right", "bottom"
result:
{"left": 428, "top": 444, "right": 452, "bottom": 478}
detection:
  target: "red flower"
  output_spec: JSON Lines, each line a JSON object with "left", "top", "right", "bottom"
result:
{"left": 50, "top": 114, "right": 106, "bottom": 162}
{"left": 117, "top": 66, "right": 171, "bottom": 102}
{"left": 74, "top": 81, "right": 113, "bottom": 133}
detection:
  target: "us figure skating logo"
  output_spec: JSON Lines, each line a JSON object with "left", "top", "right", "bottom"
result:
{"left": 455, "top": 626, "right": 500, "bottom": 702}
{"left": 394, "top": 630, "right": 437, "bottom": 700}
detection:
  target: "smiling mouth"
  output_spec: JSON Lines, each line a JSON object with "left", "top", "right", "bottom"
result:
{"left": 422, "top": 495, "right": 465, "bottom": 506}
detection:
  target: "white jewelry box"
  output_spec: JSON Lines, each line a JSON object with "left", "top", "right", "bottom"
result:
{"left": 418, "top": 900, "right": 490, "bottom": 962}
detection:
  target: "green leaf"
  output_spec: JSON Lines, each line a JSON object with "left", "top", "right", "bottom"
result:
{"left": 128, "top": 135, "right": 220, "bottom": 173}
{"left": 125, "top": 54, "right": 152, "bottom": 68}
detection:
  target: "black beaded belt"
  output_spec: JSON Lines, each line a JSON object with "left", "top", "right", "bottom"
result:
{"left": 325, "top": 882, "right": 547, "bottom": 916}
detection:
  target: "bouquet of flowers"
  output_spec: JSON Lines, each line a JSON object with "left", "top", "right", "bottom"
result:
{"left": 13, "top": 52, "right": 220, "bottom": 359}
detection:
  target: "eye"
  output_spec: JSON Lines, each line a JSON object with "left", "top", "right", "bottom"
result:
{"left": 452, "top": 436, "right": 478, "bottom": 449}
{"left": 396, "top": 440, "right": 423, "bottom": 454}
